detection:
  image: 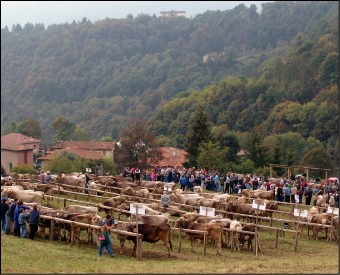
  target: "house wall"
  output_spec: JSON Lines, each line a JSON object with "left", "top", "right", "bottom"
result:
{"left": 1, "top": 150, "right": 18, "bottom": 172}
{"left": 1, "top": 149, "right": 34, "bottom": 172}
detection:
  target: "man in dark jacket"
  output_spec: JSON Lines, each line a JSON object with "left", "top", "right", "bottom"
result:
{"left": 1, "top": 197, "right": 9, "bottom": 233}
{"left": 29, "top": 205, "right": 41, "bottom": 240}
{"left": 14, "top": 201, "right": 30, "bottom": 237}
{"left": 5, "top": 198, "right": 18, "bottom": 234}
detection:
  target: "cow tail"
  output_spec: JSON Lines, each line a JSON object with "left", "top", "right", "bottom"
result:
{"left": 169, "top": 237, "right": 173, "bottom": 251}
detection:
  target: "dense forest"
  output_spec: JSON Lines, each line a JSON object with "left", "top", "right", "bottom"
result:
{"left": 1, "top": 1, "right": 339, "bottom": 173}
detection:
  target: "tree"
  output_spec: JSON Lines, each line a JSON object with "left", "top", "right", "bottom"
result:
{"left": 219, "top": 133, "right": 240, "bottom": 164}
{"left": 52, "top": 116, "right": 76, "bottom": 141}
{"left": 299, "top": 147, "right": 333, "bottom": 178}
{"left": 18, "top": 118, "right": 41, "bottom": 139}
{"left": 185, "top": 108, "right": 211, "bottom": 167}
{"left": 197, "top": 141, "right": 228, "bottom": 172}
{"left": 246, "top": 126, "right": 268, "bottom": 168}
{"left": 114, "top": 119, "right": 163, "bottom": 172}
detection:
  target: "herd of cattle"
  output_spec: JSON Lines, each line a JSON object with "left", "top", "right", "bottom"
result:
{"left": 1, "top": 172, "right": 339, "bottom": 258}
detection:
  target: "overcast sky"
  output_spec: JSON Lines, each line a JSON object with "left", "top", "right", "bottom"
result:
{"left": 1, "top": 1, "right": 272, "bottom": 29}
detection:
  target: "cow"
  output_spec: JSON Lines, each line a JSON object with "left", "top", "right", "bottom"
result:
{"left": 181, "top": 212, "right": 200, "bottom": 222}
{"left": 209, "top": 218, "right": 232, "bottom": 247}
{"left": 212, "top": 194, "right": 231, "bottom": 204}
{"left": 196, "top": 215, "right": 224, "bottom": 223}
{"left": 1, "top": 189, "right": 44, "bottom": 204}
{"left": 130, "top": 214, "right": 169, "bottom": 225}
{"left": 125, "top": 223, "right": 173, "bottom": 258}
{"left": 38, "top": 209, "right": 67, "bottom": 240}
{"left": 121, "top": 186, "right": 136, "bottom": 197}
{"left": 56, "top": 175, "right": 85, "bottom": 191}
{"left": 69, "top": 213, "right": 102, "bottom": 244}
{"left": 229, "top": 220, "right": 243, "bottom": 250}
{"left": 199, "top": 199, "right": 221, "bottom": 210}
{"left": 316, "top": 195, "right": 328, "bottom": 208}
{"left": 62, "top": 205, "right": 98, "bottom": 215}
{"left": 326, "top": 216, "right": 339, "bottom": 242}
{"left": 174, "top": 217, "right": 222, "bottom": 255}
{"left": 310, "top": 213, "right": 333, "bottom": 240}
{"left": 238, "top": 223, "right": 257, "bottom": 251}
{"left": 33, "top": 183, "right": 53, "bottom": 205}
{"left": 97, "top": 195, "right": 126, "bottom": 214}
{"left": 193, "top": 186, "right": 203, "bottom": 194}
{"left": 225, "top": 202, "right": 256, "bottom": 222}
{"left": 135, "top": 188, "right": 150, "bottom": 203}
{"left": 236, "top": 195, "right": 250, "bottom": 204}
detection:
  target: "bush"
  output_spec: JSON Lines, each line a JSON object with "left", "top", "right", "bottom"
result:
{"left": 12, "top": 165, "right": 37, "bottom": 174}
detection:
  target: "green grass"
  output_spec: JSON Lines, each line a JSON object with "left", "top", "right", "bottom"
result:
{"left": 1, "top": 192, "right": 339, "bottom": 274}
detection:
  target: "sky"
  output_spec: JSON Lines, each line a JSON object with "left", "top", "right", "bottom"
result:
{"left": 1, "top": 1, "right": 272, "bottom": 29}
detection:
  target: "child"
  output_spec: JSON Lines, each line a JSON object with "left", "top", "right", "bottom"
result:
{"left": 98, "top": 224, "right": 114, "bottom": 257}
{"left": 18, "top": 208, "right": 29, "bottom": 238}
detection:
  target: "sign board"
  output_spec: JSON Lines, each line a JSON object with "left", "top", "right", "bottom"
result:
{"left": 129, "top": 203, "right": 145, "bottom": 215}
{"left": 199, "top": 206, "right": 215, "bottom": 217}
{"left": 293, "top": 209, "right": 308, "bottom": 218}
{"left": 252, "top": 201, "right": 266, "bottom": 211}
{"left": 163, "top": 182, "right": 175, "bottom": 191}
{"left": 86, "top": 168, "right": 91, "bottom": 173}
{"left": 327, "top": 206, "right": 339, "bottom": 216}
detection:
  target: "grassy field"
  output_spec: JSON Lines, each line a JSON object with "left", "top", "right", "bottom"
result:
{"left": 1, "top": 192, "right": 339, "bottom": 274}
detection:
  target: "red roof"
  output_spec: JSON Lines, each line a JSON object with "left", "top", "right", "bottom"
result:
{"left": 150, "top": 147, "right": 187, "bottom": 168}
{"left": 38, "top": 147, "right": 102, "bottom": 161}
{"left": 52, "top": 141, "right": 116, "bottom": 150}
{"left": 1, "top": 142, "right": 34, "bottom": 151}
{"left": 1, "top": 133, "right": 41, "bottom": 144}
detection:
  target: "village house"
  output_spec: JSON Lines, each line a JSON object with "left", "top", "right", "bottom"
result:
{"left": 1, "top": 133, "right": 41, "bottom": 172}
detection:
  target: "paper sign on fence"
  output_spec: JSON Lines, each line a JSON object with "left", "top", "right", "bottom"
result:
{"left": 130, "top": 203, "right": 145, "bottom": 215}
{"left": 327, "top": 206, "right": 339, "bottom": 215}
{"left": 199, "top": 206, "right": 215, "bottom": 217}
{"left": 294, "top": 209, "right": 308, "bottom": 217}
{"left": 252, "top": 201, "right": 266, "bottom": 211}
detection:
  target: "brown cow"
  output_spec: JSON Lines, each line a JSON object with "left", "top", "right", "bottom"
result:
{"left": 181, "top": 212, "right": 200, "bottom": 222}
{"left": 199, "top": 199, "right": 221, "bottom": 210}
{"left": 225, "top": 202, "right": 256, "bottom": 222}
{"left": 238, "top": 223, "right": 257, "bottom": 251}
{"left": 310, "top": 213, "right": 333, "bottom": 240}
{"left": 130, "top": 214, "right": 169, "bottom": 225}
{"left": 121, "top": 186, "right": 136, "bottom": 197}
{"left": 97, "top": 195, "right": 126, "bottom": 213}
{"left": 125, "top": 223, "right": 173, "bottom": 257}
{"left": 174, "top": 217, "right": 222, "bottom": 255}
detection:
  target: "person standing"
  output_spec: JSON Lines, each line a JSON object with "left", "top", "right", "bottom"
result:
{"left": 101, "top": 214, "right": 115, "bottom": 255}
{"left": 214, "top": 173, "right": 220, "bottom": 192}
{"left": 290, "top": 184, "right": 297, "bottom": 203}
{"left": 4, "top": 198, "right": 18, "bottom": 234}
{"left": 39, "top": 171, "right": 46, "bottom": 184}
{"left": 135, "top": 167, "right": 141, "bottom": 181}
{"left": 45, "top": 171, "right": 52, "bottom": 184}
{"left": 179, "top": 175, "right": 187, "bottom": 192}
{"left": 304, "top": 186, "right": 313, "bottom": 205}
{"left": 85, "top": 173, "right": 91, "bottom": 194}
{"left": 161, "top": 191, "right": 171, "bottom": 212}
{"left": 283, "top": 184, "right": 291, "bottom": 203}
{"left": 1, "top": 197, "right": 9, "bottom": 233}
{"left": 18, "top": 208, "right": 30, "bottom": 238}
{"left": 224, "top": 174, "right": 230, "bottom": 194}
{"left": 14, "top": 201, "right": 30, "bottom": 237}
{"left": 98, "top": 224, "right": 114, "bottom": 257}
{"left": 29, "top": 205, "right": 41, "bottom": 240}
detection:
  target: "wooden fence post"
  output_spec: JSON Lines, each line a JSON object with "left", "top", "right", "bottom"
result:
{"left": 49, "top": 220, "right": 55, "bottom": 241}
{"left": 178, "top": 228, "right": 182, "bottom": 253}
{"left": 275, "top": 229, "right": 279, "bottom": 248}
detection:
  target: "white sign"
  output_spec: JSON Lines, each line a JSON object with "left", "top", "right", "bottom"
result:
{"left": 327, "top": 206, "right": 339, "bottom": 216}
{"left": 86, "top": 168, "right": 91, "bottom": 173}
{"left": 129, "top": 203, "right": 145, "bottom": 215}
{"left": 199, "top": 206, "right": 215, "bottom": 217}
{"left": 164, "top": 182, "right": 175, "bottom": 191}
{"left": 293, "top": 209, "right": 308, "bottom": 218}
{"left": 252, "top": 201, "right": 266, "bottom": 211}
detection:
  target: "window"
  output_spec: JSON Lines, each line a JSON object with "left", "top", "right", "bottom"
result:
{"left": 9, "top": 163, "right": 12, "bottom": 170}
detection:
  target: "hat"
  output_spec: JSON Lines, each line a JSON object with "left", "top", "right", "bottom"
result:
{"left": 1, "top": 197, "right": 7, "bottom": 201}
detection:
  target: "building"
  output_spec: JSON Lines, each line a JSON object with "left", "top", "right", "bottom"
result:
{"left": 1, "top": 133, "right": 41, "bottom": 154}
{"left": 149, "top": 147, "right": 188, "bottom": 168}
{"left": 38, "top": 147, "right": 103, "bottom": 170}
{"left": 159, "top": 10, "right": 186, "bottom": 17}
{"left": 1, "top": 133, "right": 41, "bottom": 172}
{"left": 51, "top": 140, "right": 116, "bottom": 161}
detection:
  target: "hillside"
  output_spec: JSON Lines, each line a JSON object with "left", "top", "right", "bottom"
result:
{"left": 1, "top": 1, "right": 337, "bottom": 144}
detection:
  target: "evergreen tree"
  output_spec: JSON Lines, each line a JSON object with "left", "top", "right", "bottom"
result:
{"left": 185, "top": 108, "right": 211, "bottom": 167}
{"left": 247, "top": 126, "right": 268, "bottom": 168}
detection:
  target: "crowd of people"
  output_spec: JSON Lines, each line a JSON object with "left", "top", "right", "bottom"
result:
{"left": 123, "top": 166, "right": 339, "bottom": 207}
{"left": 1, "top": 198, "right": 44, "bottom": 239}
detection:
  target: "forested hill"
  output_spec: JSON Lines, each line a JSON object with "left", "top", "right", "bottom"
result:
{"left": 0, "top": 1, "right": 338, "bottom": 144}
